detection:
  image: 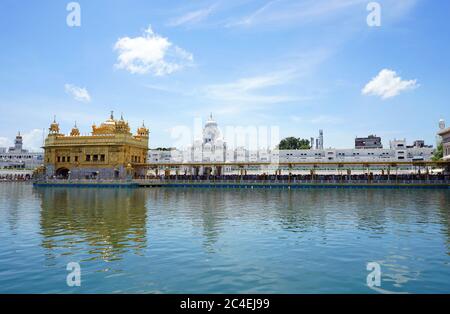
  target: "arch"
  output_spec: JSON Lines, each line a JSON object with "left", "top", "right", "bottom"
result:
{"left": 55, "top": 167, "right": 70, "bottom": 179}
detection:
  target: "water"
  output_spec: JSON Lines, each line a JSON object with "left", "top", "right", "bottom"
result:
{"left": 0, "top": 183, "right": 449, "bottom": 293}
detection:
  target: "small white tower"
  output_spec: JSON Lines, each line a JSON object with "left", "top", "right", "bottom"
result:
{"left": 437, "top": 119, "right": 446, "bottom": 146}
{"left": 318, "top": 129, "right": 324, "bottom": 150}
{"left": 14, "top": 131, "right": 23, "bottom": 151}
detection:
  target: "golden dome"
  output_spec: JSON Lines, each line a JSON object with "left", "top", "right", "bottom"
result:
{"left": 49, "top": 116, "right": 60, "bottom": 134}
{"left": 92, "top": 111, "right": 131, "bottom": 135}
{"left": 70, "top": 122, "right": 80, "bottom": 136}
{"left": 137, "top": 121, "right": 149, "bottom": 137}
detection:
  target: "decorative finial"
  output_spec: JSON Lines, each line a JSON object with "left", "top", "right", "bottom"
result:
{"left": 121, "top": 112, "right": 124, "bottom": 120}
{"left": 210, "top": 112, "right": 213, "bottom": 120}
{"left": 74, "top": 121, "right": 77, "bottom": 128}
{"left": 110, "top": 110, "right": 114, "bottom": 119}
{"left": 142, "top": 120, "right": 145, "bottom": 127}
{"left": 53, "top": 115, "right": 56, "bottom": 123}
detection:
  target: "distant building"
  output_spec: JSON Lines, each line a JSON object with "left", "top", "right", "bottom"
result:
{"left": 438, "top": 126, "right": 450, "bottom": 161}
{"left": 148, "top": 116, "right": 435, "bottom": 174}
{"left": 0, "top": 132, "right": 43, "bottom": 170}
{"left": 437, "top": 118, "right": 446, "bottom": 146}
{"left": 355, "top": 135, "right": 382, "bottom": 149}
{"left": 43, "top": 112, "right": 149, "bottom": 179}
{"left": 407, "top": 140, "right": 432, "bottom": 149}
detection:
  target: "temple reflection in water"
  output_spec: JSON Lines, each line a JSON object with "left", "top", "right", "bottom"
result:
{"left": 35, "top": 187, "right": 450, "bottom": 262}
{"left": 0, "top": 184, "right": 447, "bottom": 293}
{"left": 36, "top": 187, "right": 148, "bottom": 262}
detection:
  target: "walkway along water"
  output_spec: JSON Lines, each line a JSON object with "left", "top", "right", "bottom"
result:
{"left": 33, "top": 174, "right": 450, "bottom": 189}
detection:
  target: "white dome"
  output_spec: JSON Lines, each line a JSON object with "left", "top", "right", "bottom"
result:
{"left": 203, "top": 114, "right": 222, "bottom": 145}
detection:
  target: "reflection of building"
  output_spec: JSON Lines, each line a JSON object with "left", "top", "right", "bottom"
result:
{"left": 37, "top": 187, "right": 147, "bottom": 262}
{"left": 0, "top": 132, "right": 43, "bottom": 172}
{"left": 43, "top": 112, "right": 149, "bottom": 179}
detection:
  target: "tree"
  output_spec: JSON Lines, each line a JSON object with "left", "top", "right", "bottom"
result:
{"left": 278, "top": 137, "right": 311, "bottom": 150}
{"left": 432, "top": 143, "right": 443, "bottom": 161}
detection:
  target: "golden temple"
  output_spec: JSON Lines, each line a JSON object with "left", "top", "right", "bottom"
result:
{"left": 43, "top": 112, "right": 149, "bottom": 179}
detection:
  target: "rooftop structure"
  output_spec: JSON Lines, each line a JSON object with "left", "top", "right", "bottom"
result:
{"left": 355, "top": 135, "right": 382, "bottom": 149}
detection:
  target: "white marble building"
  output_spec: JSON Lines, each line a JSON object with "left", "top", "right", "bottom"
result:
{"left": 148, "top": 115, "right": 435, "bottom": 174}
{"left": 0, "top": 132, "right": 44, "bottom": 179}
{"left": 0, "top": 132, "right": 44, "bottom": 170}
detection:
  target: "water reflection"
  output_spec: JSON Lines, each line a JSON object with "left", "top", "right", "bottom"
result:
{"left": 4, "top": 185, "right": 445, "bottom": 293}
{"left": 438, "top": 191, "right": 450, "bottom": 254}
{"left": 36, "top": 187, "right": 147, "bottom": 263}
{"left": 35, "top": 187, "right": 450, "bottom": 259}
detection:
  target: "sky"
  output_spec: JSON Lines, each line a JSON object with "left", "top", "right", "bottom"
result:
{"left": 0, "top": 0, "right": 449, "bottom": 151}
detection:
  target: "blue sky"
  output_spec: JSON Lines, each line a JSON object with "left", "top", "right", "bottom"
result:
{"left": 0, "top": 0, "right": 449, "bottom": 151}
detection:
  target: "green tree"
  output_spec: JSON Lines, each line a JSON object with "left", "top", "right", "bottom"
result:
{"left": 432, "top": 143, "right": 443, "bottom": 161}
{"left": 278, "top": 137, "right": 311, "bottom": 150}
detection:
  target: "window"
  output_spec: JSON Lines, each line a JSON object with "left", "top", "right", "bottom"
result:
{"left": 75, "top": 156, "right": 78, "bottom": 162}
{"left": 86, "top": 154, "right": 91, "bottom": 161}
{"left": 67, "top": 157, "right": 71, "bottom": 162}
{"left": 57, "top": 156, "right": 61, "bottom": 162}
{"left": 93, "top": 155, "right": 98, "bottom": 162}
{"left": 100, "top": 154, "right": 105, "bottom": 162}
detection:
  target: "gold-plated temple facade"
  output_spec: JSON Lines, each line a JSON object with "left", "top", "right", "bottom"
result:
{"left": 43, "top": 112, "right": 149, "bottom": 179}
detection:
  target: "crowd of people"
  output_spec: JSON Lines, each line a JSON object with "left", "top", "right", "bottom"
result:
{"left": 0, "top": 174, "right": 32, "bottom": 182}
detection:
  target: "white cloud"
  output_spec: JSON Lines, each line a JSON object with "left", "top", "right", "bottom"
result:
{"left": 0, "top": 129, "right": 44, "bottom": 151}
{"left": 114, "top": 25, "right": 193, "bottom": 76}
{"left": 22, "top": 129, "right": 44, "bottom": 151}
{"left": 225, "top": 0, "right": 418, "bottom": 28}
{"left": 362, "top": 69, "right": 418, "bottom": 99}
{"left": 226, "top": 0, "right": 366, "bottom": 28}
{"left": 64, "top": 84, "right": 91, "bottom": 103}
{"left": 204, "top": 70, "right": 298, "bottom": 105}
{"left": 168, "top": 5, "right": 216, "bottom": 27}
{"left": 291, "top": 115, "right": 343, "bottom": 125}
{"left": 0, "top": 136, "right": 12, "bottom": 148}
{"left": 199, "top": 50, "right": 331, "bottom": 114}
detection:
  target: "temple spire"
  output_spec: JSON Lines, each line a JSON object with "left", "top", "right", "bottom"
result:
{"left": 110, "top": 110, "right": 114, "bottom": 120}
